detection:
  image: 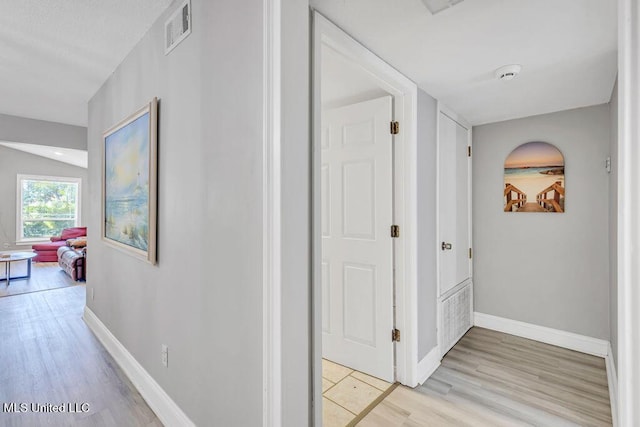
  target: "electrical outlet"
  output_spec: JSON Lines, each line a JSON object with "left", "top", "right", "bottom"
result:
{"left": 3, "top": 243, "right": 8, "bottom": 249}
{"left": 91, "top": 288, "right": 95, "bottom": 301}
{"left": 161, "top": 344, "right": 169, "bottom": 367}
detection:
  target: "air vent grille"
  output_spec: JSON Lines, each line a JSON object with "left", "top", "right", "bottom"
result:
{"left": 441, "top": 283, "right": 472, "bottom": 354}
{"left": 165, "top": 0, "right": 192, "bottom": 55}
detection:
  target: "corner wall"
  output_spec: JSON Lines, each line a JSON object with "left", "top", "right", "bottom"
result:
{"left": 281, "top": 0, "right": 311, "bottom": 425}
{"left": 609, "top": 80, "right": 618, "bottom": 367}
{"left": 472, "top": 104, "right": 611, "bottom": 340}
{"left": 417, "top": 89, "right": 438, "bottom": 360}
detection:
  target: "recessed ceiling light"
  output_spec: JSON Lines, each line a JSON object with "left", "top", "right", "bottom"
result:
{"left": 422, "top": 0, "right": 464, "bottom": 15}
{"left": 495, "top": 64, "right": 522, "bottom": 81}
{"left": 53, "top": 151, "right": 64, "bottom": 156}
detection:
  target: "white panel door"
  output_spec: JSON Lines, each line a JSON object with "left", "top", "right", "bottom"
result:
{"left": 322, "top": 96, "right": 394, "bottom": 382}
{"left": 439, "top": 112, "right": 471, "bottom": 296}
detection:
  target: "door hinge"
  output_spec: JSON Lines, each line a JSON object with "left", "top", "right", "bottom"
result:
{"left": 469, "top": 248, "right": 473, "bottom": 259}
{"left": 468, "top": 146, "right": 472, "bottom": 157}
{"left": 392, "top": 328, "right": 401, "bottom": 342}
{"left": 390, "top": 225, "right": 400, "bottom": 238}
{"left": 390, "top": 121, "right": 400, "bottom": 135}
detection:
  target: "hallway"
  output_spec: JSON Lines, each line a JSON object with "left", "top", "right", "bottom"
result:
{"left": 359, "top": 328, "right": 612, "bottom": 426}
{"left": 0, "top": 286, "right": 161, "bottom": 426}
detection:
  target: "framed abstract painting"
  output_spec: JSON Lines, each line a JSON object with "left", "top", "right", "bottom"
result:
{"left": 102, "top": 98, "right": 158, "bottom": 264}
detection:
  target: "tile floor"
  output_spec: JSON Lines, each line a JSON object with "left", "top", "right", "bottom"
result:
{"left": 322, "top": 359, "right": 394, "bottom": 427}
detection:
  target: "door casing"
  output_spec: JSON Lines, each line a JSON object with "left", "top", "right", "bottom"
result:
{"left": 311, "top": 11, "right": 419, "bottom": 426}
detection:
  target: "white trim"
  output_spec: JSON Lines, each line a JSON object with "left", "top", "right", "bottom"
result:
{"left": 262, "top": 0, "right": 282, "bottom": 426}
{"left": 82, "top": 307, "right": 195, "bottom": 427}
{"left": 606, "top": 342, "right": 619, "bottom": 427}
{"left": 15, "top": 239, "right": 49, "bottom": 245}
{"left": 311, "top": 14, "right": 323, "bottom": 427}
{"left": 473, "top": 312, "right": 609, "bottom": 357}
{"left": 416, "top": 345, "right": 441, "bottom": 385}
{"left": 617, "top": 0, "right": 640, "bottom": 425}
{"left": 438, "top": 102, "right": 471, "bottom": 130}
{"left": 16, "top": 174, "right": 82, "bottom": 243}
{"left": 311, "top": 12, "right": 419, "bottom": 392}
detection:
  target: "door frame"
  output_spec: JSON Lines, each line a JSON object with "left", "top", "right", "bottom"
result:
{"left": 617, "top": 0, "right": 640, "bottom": 424}
{"left": 435, "top": 102, "right": 473, "bottom": 356}
{"left": 311, "top": 12, "right": 419, "bottom": 425}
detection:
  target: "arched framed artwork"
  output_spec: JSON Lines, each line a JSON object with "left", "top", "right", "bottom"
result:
{"left": 504, "top": 141, "right": 565, "bottom": 213}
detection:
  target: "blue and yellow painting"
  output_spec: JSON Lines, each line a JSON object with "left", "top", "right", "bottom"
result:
{"left": 104, "top": 112, "right": 150, "bottom": 250}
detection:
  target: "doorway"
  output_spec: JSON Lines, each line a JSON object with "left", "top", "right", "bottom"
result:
{"left": 312, "top": 11, "right": 420, "bottom": 426}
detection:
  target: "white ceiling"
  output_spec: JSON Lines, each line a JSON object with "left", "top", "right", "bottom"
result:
{"left": 0, "top": 142, "right": 88, "bottom": 168}
{"left": 0, "top": 0, "right": 173, "bottom": 127}
{"left": 311, "top": 0, "right": 618, "bottom": 125}
{"left": 0, "top": 1, "right": 618, "bottom": 127}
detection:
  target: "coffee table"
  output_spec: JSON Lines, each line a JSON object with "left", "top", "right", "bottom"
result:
{"left": 0, "top": 252, "right": 37, "bottom": 286}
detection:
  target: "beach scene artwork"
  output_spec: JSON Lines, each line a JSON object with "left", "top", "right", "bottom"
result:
{"left": 104, "top": 112, "right": 151, "bottom": 251}
{"left": 504, "top": 141, "right": 565, "bottom": 213}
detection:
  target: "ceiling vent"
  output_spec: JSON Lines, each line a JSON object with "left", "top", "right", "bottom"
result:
{"left": 422, "top": 0, "right": 465, "bottom": 15}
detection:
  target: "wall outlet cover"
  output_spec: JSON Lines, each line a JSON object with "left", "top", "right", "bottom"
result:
{"left": 161, "top": 344, "right": 169, "bottom": 367}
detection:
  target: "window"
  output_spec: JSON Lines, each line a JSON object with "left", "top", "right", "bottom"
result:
{"left": 16, "top": 175, "right": 81, "bottom": 243}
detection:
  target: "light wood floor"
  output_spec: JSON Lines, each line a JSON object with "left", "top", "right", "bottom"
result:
{"left": 359, "top": 327, "right": 612, "bottom": 426}
{"left": 0, "top": 262, "right": 77, "bottom": 298}
{"left": 0, "top": 285, "right": 162, "bottom": 426}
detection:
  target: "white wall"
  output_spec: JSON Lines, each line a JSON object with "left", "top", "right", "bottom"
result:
{"left": 473, "top": 104, "right": 611, "bottom": 340}
{"left": 87, "top": 0, "right": 269, "bottom": 425}
{"left": 609, "top": 80, "right": 618, "bottom": 367}
{"left": 0, "top": 146, "right": 88, "bottom": 250}
{"left": 417, "top": 89, "right": 438, "bottom": 359}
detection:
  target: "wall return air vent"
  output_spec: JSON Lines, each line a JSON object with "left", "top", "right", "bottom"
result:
{"left": 165, "top": 0, "right": 192, "bottom": 55}
{"left": 422, "top": 0, "right": 465, "bottom": 15}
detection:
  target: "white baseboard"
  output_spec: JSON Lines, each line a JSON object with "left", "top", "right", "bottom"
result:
{"left": 473, "top": 312, "right": 609, "bottom": 357}
{"left": 417, "top": 345, "right": 441, "bottom": 385}
{"left": 83, "top": 307, "right": 195, "bottom": 427}
{"left": 605, "top": 342, "right": 618, "bottom": 427}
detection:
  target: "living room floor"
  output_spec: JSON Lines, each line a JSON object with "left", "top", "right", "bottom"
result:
{"left": 0, "top": 262, "right": 78, "bottom": 298}
{"left": 0, "top": 285, "right": 161, "bottom": 426}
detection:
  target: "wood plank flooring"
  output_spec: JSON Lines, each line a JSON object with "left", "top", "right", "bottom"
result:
{"left": 359, "top": 327, "right": 612, "bottom": 426}
{"left": 0, "top": 262, "right": 78, "bottom": 298}
{"left": 0, "top": 285, "right": 162, "bottom": 426}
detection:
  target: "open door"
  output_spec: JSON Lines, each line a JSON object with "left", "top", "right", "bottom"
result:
{"left": 321, "top": 96, "right": 395, "bottom": 382}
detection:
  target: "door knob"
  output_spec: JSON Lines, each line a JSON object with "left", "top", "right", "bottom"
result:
{"left": 441, "top": 242, "right": 452, "bottom": 251}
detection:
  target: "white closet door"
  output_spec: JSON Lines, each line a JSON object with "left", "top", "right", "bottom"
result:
{"left": 438, "top": 112, "right": 471, "bottom": 296}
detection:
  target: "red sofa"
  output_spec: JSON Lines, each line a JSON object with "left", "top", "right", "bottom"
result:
{"left": 32, "top": 227, "right": 87, "bottom": 262}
